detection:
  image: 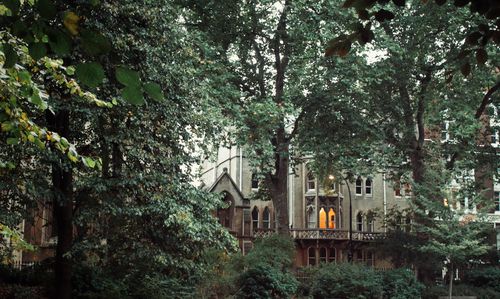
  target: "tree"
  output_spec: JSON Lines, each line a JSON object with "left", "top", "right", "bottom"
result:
{"left": 299, "top": 0, "right": 498, "bottom": 284}
{"left": 181, "top": 0, "right": 370, "bottom": 233}
{"left": 1, "top": 0, "right": 236, "bottom": 298}
{"left": 328, "top": 0, "right": 500, "bottom": 79}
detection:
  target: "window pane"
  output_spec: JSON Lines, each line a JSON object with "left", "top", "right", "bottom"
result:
{"left": 308, "top": 247, "right": 316, "bottom": 266}
{"left": 263, "top": 207, "right": 270, "bottom": 229}
{"left": 328, "top": 208, "right": 336, "bottom": 229}
{"left": 495, "top": 192, "right": 500, "bottom": 212}
{"left": 252, "top": 207, "right": 259, "bottom": 230}
{"left": 356, "top": 213, "right": 363, "bottom": 231}
{"left": 319, "top": 208, "right": 327, "bottom": 229}
{"left": 365, "top": 178, "right": 372, "bottom": 195}
{"left": 319, "top": 247, "right": 327, "bottom": 263}
{"left": 251, "top": 173, "right": 259, "bottom": 189}
{"left": 328, "top": 248, "right": 336, "bottom": 263}
{"left": 355, "top": 177, "right": 362, "bottom": 195}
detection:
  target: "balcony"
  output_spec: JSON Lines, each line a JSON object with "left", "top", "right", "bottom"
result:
{"left": 252, "top": 228, "right": 384, "bottom": 241}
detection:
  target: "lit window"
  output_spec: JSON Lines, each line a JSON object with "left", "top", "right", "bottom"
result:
{"left": 328, "top": 208, "right": 336, "bottom": 229}
{"left": 263, "top": 207, "right": 270, "bottom": 229}
{"left": 355, "top": 177, "right": 362, "bottom": 195}
{"left": 252, "top": 207, "right": 259, "bottom": 231}
{"left": 365, "top": 178, "right": 372, "bottom": 196}
{"left": 356, "top": 212, "right": 363, "bottom": 231}
{"left": 319, "top": 207, "right": 327, "bottom": 229}
{"left": 251, "top": 173, "right": 259, "bottom": 189}
{"left": 307, "top": 172, "right": 315, "bottom": 191}
{"left": 319, "top": 247, "right": 327, "bottom": 263}
{"left": 308, "top": 247, "right": 316, "bottom": 266}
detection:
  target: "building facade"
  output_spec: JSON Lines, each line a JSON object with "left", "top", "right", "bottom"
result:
{"left": 200, "top": 146, "right": 420, "bottom": 268}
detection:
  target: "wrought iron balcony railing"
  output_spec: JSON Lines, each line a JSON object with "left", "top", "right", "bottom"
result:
{"left": 253, "top": 228, "right": 384, "bottom": 241}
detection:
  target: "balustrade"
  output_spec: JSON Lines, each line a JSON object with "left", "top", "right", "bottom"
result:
{"left": 252, "top": 228, "right": 384, "bottom": 241}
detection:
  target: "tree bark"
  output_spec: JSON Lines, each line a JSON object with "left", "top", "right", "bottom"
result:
{"left": 272, "top": 1, "right": 291, "bottom": 234}
{"left": 47, "top": 109, "right": 73, "bottom": 299}
{"left": 272, "top": 127, "right": 290, "bottom": 234}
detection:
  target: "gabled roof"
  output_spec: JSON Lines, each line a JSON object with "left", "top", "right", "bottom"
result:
{"left": 208, "top": 168, "right": 247, "bottom": 206}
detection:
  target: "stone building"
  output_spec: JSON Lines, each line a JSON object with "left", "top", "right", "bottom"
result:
{"left": 200, "top": 146, "right": 416, "bottom": 268}
{"left": 200, "top": 135, "right": 500, "bottom": 268}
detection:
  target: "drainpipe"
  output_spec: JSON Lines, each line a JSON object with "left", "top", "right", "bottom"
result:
{"left": 239, "top": 147, "right": 243, "bottom": 190}
{"left": 289, "top": 167, "right": 294, "bottom": 228}
{"left": 383, "top": 173, "right": 387, "bottom": 233}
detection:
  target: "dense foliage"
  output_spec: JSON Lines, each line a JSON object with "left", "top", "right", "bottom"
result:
{"left": 1, "top": 0, "right": 498, "bottom": 298}
{"left": 197, "top": 235, "right": 298, "bottom": 299}
{"left": 1, "top": 0, "right": 236, "bottom": 298}
{"left": 310, "top": 263, "right": 423, "bottom": 299}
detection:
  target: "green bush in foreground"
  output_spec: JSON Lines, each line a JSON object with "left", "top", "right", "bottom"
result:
{"left": 381, "top": 268, "right": 423, "bottom": 299}
{"left": 463, "top": 266, "right": 500, "bottom": 293}
{"left": 310, "top": 263, "right": 383, "bottom": 299}
{"left": 310, "top": 263, "right": 423, "bottom": 299}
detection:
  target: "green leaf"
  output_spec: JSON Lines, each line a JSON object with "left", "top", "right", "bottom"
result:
{"left": 0, "top": 4, "right": 12, "bottom": 16}
{"left": 37, "top": 0, "right": 56, "bottom": 19}
{"left": 48, "top": 30, "right": 72, "bottom": 56}
{"left": 116, "top": 67, "right": 141, "bottom": 87}
{"left": 7, "top": 137, "right": 19, "bottom": 145}
{"left": 29, "top": 91, "right": 45, "bottom": 109}
{"left": 121, "top": 86, "right": 144, "bottom": 105}
{"left": 28, "top": 42, "right": 47, "bottom": 60}
{"left": 3, "top": 0, "right": 20, "bottom": 15}
{"left": 75, "top": 62, "right": 105, "bottom": 88}
{"left": 83, "top": 157, "right": 96, "bottom": 168}
{"left": 18, "top": 71, "right": 31, "bottom": 83}
{"left": 144, "top": 82, "right": 164, "bottom": 101}
{"left": 2, "top": 44, "right": 18, "bottom": 68}
{"left": 81, "top": 30, "right": 111, "bottom": 56}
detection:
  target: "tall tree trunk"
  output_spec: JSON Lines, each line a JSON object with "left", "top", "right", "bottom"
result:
{"left": 47, "top": 110, "right": 73, "bottom": 299}
{"left": 269, "top": 1, "right": 290, "bottom": 234}
{"left": 272, "top": 128, "right": 289, "bottom": 234}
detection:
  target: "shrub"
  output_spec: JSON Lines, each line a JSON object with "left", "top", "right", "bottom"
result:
{"left": 463, "top": 266, "right": 500, "bottom": 293}
{"left": 236, "top": 235, "right": 298, "bottom": 298}
{"left": 236, "top": 264, "right": 298, "bottom": 299}
{"left": 244, "top": 234, "right": 296, "bottom": 269}
{"left": 295, "top": 266, "right": 320, "bottom": 297}
{"left": 422, "top": 283, "right": 500, "bottom": 299}
{"left": 381, "top": 268, "right": 423, "bottom": 299}
{"left": 310, "top": 263, "right": 383, "bottom": 299}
